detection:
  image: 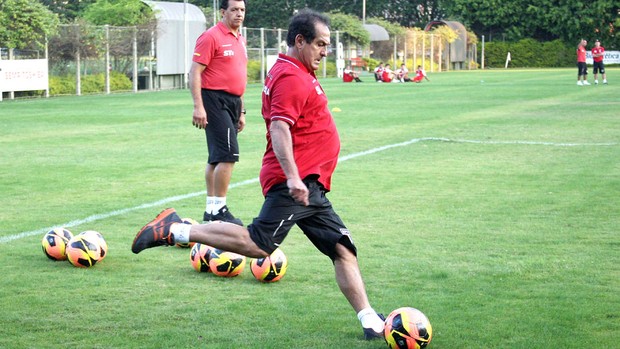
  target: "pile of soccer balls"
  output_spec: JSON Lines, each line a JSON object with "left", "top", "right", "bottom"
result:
{"left": 41, "top": 228, "right": 108, "bottom": 268}
{"left": 179, "top": 217, "right": 288, "bottom": 282}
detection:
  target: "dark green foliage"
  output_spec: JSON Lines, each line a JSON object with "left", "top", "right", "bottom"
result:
{"left": 481, "top": 39, "right": 575, "bottom": 68}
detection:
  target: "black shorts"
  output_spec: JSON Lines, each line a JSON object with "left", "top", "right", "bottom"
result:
{"left": 577, "top": 62, "right": 588, "bottom": 76}
{"left": 247, "top": 179, "right": 357, "bottom": 261}
{"left": 593, "top": 61, "right": 605, "bottom": 74}
{"left": 202, "top": 89, "right": 242, "bottom": 164}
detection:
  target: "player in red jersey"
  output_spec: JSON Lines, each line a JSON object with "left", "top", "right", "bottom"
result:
{"left": 412, "top": 65, "right": 430, "bottom": 83}
{"left": 576, "top": 39, "right": 590, "bottom": 86}
{"left": 190, "top": 0, "right": 248, "bottom": 225}
{"left": 133, "top": 9, "right": 386, "bottom": 341}
{"left": 591, "top": 39, "right": 607, "bottom": 84}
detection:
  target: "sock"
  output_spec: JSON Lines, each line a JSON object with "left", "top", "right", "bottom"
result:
{"left": 357, "top": 308, "right": 385, "bottom": 332}
{"left": 206, "top": 196, "right": 215, "bottom": 213}
{"left": 211, "top": 196, "right": 226, "bottom": 214}
{"left": 170, "top": 223, "right": 191, "bottom": 243}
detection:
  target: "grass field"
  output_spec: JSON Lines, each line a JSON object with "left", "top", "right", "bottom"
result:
{"left": 1, "top": 68, "right": 619, "bottom": 348}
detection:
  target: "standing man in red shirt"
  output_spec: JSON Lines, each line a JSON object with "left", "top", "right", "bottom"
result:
{"left": 133, "top": 9, "right": 386, "bottom": 341}
{"left": 189, "top": 0, "right": 247, "bottom": 225}
{"left": 576, "top": 39, "right": 590, "bottom": 86}
{"left": 591, "top": 39, "right": 608, "bottom": 85}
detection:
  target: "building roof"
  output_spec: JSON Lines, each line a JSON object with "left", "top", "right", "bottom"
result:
{"left": 363, "top": 24, "right": 390, "bottom": 41}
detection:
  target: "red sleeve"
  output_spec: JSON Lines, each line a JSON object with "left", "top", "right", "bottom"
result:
{"left": 192, "top": 32, "right": 216, "bottom": 66}
{"left": 269, "top": 74, "right": 308, "bottom": 126}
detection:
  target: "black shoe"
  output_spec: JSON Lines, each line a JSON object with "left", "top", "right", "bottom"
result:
{"left": 131, "top": 208, "right": 181, "bottom": 254}
{"left": 363, "top": 313, "right": 385, "bottom": 340}
{"left": 203, "top": 205, "right": 243, "bottom": 226}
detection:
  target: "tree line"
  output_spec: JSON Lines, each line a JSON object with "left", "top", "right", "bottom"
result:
{"left": 1, "top": 0, "right": 618, "bottom": 51}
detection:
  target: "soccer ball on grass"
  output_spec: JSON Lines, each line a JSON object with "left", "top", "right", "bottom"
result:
{"left": 250, "top": 248, "right": 288, "bottom": 282}
{"left": 66, "top": 234, "right": 102, "bottom": 268}
{"left": 190, "top": 243, "right": 213, "bottom": 272}
{"left": 208, "top": 248, "right": 246, "bottom": 277}
{"left": 41, "top": 228, "right": 74, "bottom": 261}
{"left": 384, "top": 307, "right": 433, "bottom": 349}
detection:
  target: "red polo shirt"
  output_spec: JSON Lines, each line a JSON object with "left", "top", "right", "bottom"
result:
{"left": 592, "top": 46, "right": 605, "bottom": 62}
{"left": 577, "top": 46, "right": 587, "bottom": 63}
{"left": 260, "top": 54, "right": 340, "bottom": 195}
{"left": 192, "top": 21, "right": 247, "bottom": 96}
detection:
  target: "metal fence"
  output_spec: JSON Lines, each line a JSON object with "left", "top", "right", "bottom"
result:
{"left": 2, "top": 23, "right": 475, "bottom": 99}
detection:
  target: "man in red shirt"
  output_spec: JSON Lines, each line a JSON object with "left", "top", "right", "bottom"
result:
{"left": 133, "top": 9, "right": 386, "bottom": 341}
{"left": 412, "top": 65, "right": 430, "bottom": 83}
{"left": 576, "top": 39, "right": 590, "bottom": 86}
{"left": 591, "top": 39, "right": 608, "bottom": 84}
{"left": 189, "top": 0, "right": 248, "bottom": 225}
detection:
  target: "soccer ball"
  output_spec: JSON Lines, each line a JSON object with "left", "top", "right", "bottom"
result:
{"left": 384, "top": 307, "right": 433, "bottom": 349}
{"left": 41, "top": 228, "right": 74, "bottom": 261}
{"left": 190, "top": 243, "right": 213, "bottom": 272}
{"left": 66, "top": 234, "right": 102, "bottom": 268}
{"left": 176, "top": 217, "right": 198, "bottom": 248}
{"left": 250, "top": 248, "right": 288, "bottom": 282}
{"left": 79, "top": 230, "right": 107, "bottom": 261}
{"left": 208, "top": 248, "right": 246, "bottom": 277}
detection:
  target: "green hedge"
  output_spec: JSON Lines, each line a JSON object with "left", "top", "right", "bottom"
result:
{"left": 480, "top": 39, "right": 575, "bottom": 68}
{"left": 49, "top": 71, "right": 132, "bottom": 95}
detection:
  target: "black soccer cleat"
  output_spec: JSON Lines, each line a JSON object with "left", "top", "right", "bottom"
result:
{"left": 131, "top": 208, "right": 181, "bottom": 254}
{"left": 363, "top": 313, "right": 386, "bottom": 340}
{"left": 202, "top": 205, "right": 243, "bottom": 226}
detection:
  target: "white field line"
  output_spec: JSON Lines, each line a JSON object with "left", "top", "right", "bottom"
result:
{"left": 1, "top": 137, "right": 617, "bottom": 244}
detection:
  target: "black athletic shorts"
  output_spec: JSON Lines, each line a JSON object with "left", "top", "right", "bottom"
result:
{"left": 201, "top": 89, "right": 242, "bottom": 164}
{"left": 593, "top": 61, "right": 605, "bottom": 74}
{"left": 577, "top": 62, "right": 588, "bottom": 76}
{"left": 247, "top": 178, "right": 357, "bottom": 261}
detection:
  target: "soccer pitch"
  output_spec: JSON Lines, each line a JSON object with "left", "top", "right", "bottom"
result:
{"left": 1, "top": 68, "right": 618, "bottom": 348}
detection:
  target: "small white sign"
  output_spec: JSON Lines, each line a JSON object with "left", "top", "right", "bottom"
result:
{"left": 0, "top": 59, "right": 49, "bottom": 92}
{"left": 586, "top": 51, "right": 620, "bottom": 65}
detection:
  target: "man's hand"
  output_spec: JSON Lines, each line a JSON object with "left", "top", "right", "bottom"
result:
{"left": 193, "top": 107, "right": 207, "bottom": 129}
{"left": 287, "top": 178, "right": 309, "bottom": 206}
{"left": 237, "top": 114, "right": 246, "bottom": 133}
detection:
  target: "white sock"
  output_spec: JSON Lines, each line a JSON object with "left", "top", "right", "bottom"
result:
{"left": 206, "top": 196, "right": 215, "bottom": 213}
{"left": 357, "top": 308, "right": 385, "bottom": 332}
{"left": 211, "top": 196, "right": 226, "bottom": 214}
{"left": 170, "top": 223, "right": 191, "bottom": 243}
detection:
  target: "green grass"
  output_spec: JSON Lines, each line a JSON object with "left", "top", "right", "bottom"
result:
{"left": 1, "top": 68, "right": 619, "bottom": 348}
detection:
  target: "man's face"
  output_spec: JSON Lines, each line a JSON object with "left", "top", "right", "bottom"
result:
{"left": 595, "top": 41, "right": 600, "bottom": 47}
{"left": 297, "top": 22, "right": 330, "bottom": 72}
{"left": 582, "top": 40, "right": 587, "bottom": 47}
{"left": 222, "top": 0, "right": 245, "bottom": 30}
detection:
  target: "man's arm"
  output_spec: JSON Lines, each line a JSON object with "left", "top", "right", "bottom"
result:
{"left": 189, "top": 61, "right": 208, "bottom": 129}
{"left": 269, "top": 120, "right": 309, "bottom": 205}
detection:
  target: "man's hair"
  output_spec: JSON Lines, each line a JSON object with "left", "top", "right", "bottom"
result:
{"left": 220, "top": 0, "right": 246, "bottom": 10}
{"left": 286, "top": 9, "right": 330, "bottom": 46}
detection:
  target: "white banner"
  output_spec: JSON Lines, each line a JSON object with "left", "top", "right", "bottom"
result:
{"left": 0, "top": 59, "right": 49, "bottom": 92}
{"left": 586, "top": 51, "right": 620, "bottom": 65}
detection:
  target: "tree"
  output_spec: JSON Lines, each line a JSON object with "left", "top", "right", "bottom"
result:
{"left": 40, "top": 0, "right": 96, "bottom": 23}
{"left": 0, "top": 0, "right": 59, "bottom": 49}
{"left": 82, "top": 0, "right": 154, "bottom": 26}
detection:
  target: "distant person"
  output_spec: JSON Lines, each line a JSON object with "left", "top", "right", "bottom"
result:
{"left": 189, "top": 0, "right": 248, "bottom": 225}
{"left": 343, "top": 65, "right": 362, "bottom": 82}
{"left": 591, "top": 39, "right": 607, "bottom": 84}
{"left": 132, "top": 9, "right": 386, "bottom": 341}
{"left": 412, "top": 65, "right": 430, "bottom": 83}
{"left": 576, "top": 39, "right": 590, "bottom": 86}
{"left": 373, "top": 62, "right": 384, "bottom": 82}
{"left": 381, "top": 63, "right": 395, "bottom": 83}
{"left": 395, "top": 63, "right": 411, "bottom": 82}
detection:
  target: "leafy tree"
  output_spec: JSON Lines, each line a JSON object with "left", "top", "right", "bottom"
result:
{"left": 82, "top": 0, "right": 154, "bottom": 26}
{"left": 327, "top": 11, "right": 370, "bottom": 46}
{"left": 0, "top": 0, "right": 59, "bottom": 49}
{"left": 40, "top": 0, "right": 96, "bottom": 23}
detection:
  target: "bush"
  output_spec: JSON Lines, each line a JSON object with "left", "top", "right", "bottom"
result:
{"left": 49, "top": 72, "right": 132, "bottom": 95}
{"left": 480, "top": 39, "right": 575, "bottom": 68}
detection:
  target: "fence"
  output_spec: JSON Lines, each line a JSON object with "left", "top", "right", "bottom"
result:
{"left": 2, "top": 23, "right": 474, "bottom": 100}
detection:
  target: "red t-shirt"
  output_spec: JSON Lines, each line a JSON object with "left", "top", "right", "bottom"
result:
{"left": 591, "top": 46, "right": 605, "bottom": 62}
{"left": 260, "top": 54, "right": 340, "bottom": 195}
{"left": 577, "top": 46, "right": 587, "bottom": 63}
{"left": 192, "top": 21, "right": 248, "bottom": 96}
